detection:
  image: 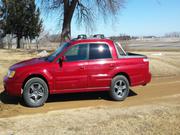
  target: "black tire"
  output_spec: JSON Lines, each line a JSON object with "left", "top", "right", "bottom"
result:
{"left": 110, "top": 75, "right": 129, "bottom": 101}
{"left": 23, "top": 77, "right": 48, "bottom": 107}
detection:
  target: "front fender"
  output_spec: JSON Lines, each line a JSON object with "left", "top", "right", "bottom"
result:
{"left": 15, "top": 68, "right": 54, "bottom": 90}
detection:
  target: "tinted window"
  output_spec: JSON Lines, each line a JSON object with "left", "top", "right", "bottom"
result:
{"left": 89, "top": 44, "right": 112, "bottom": 59}
{"left": 64, "top": 44, "right": 88, "bottom": 62}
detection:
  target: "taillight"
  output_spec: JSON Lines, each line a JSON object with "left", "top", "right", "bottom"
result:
{"left": 143, "top": 58, "right": 149, "bottom": 62}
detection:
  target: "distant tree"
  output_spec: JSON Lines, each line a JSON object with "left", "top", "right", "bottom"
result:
{"left": 0, "top": 0, "right": 6, "bottom": 48}
{"left": 0, "top": 1, "right": 5, "bottom": 29}
{"left": 165, "top": 32, "right": 180, "bottom": 38}
{"left": 25, "top": 4, "right": 43, "bottom": 41}
{"left": 110, "top": 34, "right": 131, "bottom": 41}
{"left": 42, "top": 0, "right": 125, "bottom": 42}
{"left": 2, "top": 0, "right": 42, "bottom": 48}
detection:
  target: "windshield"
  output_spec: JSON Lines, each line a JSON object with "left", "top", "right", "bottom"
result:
{"left": 46, "top": 42, "right": 71, "bottom": 62}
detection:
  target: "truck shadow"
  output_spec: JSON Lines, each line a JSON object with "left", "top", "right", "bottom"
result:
{"left": 47, "top": 89, "right": 137, "bottom": 103}
{"left": 0, "top": 91, "right": 21, "bottom": 105}
{"left": 0, "top": 89, "right": 137, "bottom": 106}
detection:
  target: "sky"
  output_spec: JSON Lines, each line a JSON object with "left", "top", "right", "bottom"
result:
{"left": 39, "top": 0, "right": 180, "bottom": 37}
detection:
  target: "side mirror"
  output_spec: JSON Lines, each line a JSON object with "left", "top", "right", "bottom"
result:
{"left": 61, "top": 56, "right": 67, "bottom": 61}
{"left": 58, "top": 56, "right": 66, "bottom": 67}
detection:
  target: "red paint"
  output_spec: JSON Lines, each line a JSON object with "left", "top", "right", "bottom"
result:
{"left": 3, "top": 38, "right": 151, "bottom": 96}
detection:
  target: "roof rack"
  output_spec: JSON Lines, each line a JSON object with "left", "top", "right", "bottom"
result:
{"left": 77, "top": 34, "right": 87, "bottom": 39}
{"left": 71, "top": 34, "right": 106, "bottom": 41}
{"left": 93, "top": 34, "right": 105, "bottom": 39}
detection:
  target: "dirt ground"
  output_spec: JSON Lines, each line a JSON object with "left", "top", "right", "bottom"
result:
{"left": 0, "top": 95, "right": 180, "bottom": 135}
{"left": 0, "top": 48, "right": 180, "bottom": 134}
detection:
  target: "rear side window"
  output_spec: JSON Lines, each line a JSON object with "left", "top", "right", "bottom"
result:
{"left": 115, "top": 43, "right": 126, "bottom": 56}
{"left": 89, "top": 44, "right": 112, "bottom": 60}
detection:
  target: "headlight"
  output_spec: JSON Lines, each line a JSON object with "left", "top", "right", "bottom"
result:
{"left": 7, "top": 70, "right": 16, "bottom": 78}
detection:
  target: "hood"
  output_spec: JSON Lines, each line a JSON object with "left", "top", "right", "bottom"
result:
{"left": 10, "top": 58, "right": 47, "bottom": 70}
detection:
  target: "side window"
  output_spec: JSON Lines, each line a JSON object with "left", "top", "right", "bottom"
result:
{"left": 115, "top": 43, "right": 126, "bottom": 56}
{"left": 89, "top": 44, "right": 112, "bottom": 60}
{"left": 64, "top": 44, "right": 88, "bottom": 62}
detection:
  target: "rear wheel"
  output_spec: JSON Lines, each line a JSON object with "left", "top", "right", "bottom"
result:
{"left": 23, "top": 77, "right": 48, "bottom": 107}
{"left": 110, "top": 75, "right": 129, "bottom": 101}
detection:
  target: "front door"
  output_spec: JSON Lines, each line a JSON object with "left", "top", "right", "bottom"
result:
{"left": 54, "top": 44, "right": 88, "bottom": 90}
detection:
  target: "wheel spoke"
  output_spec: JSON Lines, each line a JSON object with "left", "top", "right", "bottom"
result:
{"left": 29, "top": 93, "right": 36, "bottom": 98}
{"left": 119, "top": 80, "right": 123, "bottom": 86}
{"left": 34, "top": 95, "right": 38, "bottom": 102}
{"left": 37, "top": 84, "right": 42, "bottom": 90}
{"left": 30, "top": 85, "right": 35, "bottom": 91}
{"left": 114, "top": 84, "right": 119, "bottom": 89}
{"left": 29, "top": 93, "right": 38, "bottom": 102}
{"left": 117, "top": 90, "right": 122, "bottom": 95}
{"left": 38, "top": 92, "right": 44, "bottom": 97}
{"left": 121, "top": 85, "right": 126, "bottom": 90}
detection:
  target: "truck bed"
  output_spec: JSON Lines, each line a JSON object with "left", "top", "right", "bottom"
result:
{"left": 115, "top": 42, "right": 147, "bottom": 59}
{"left": 126, "top": 52, "right": 147, "bottom": 57}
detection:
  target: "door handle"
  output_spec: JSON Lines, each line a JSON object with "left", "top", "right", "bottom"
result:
{"left": 79, "top": 65, "right": 85, "bottom": 69}
{"left": 109, "top": 64, "right": 115, "bottom": 68}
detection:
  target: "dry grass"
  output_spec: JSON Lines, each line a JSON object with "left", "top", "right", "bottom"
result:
{"left": 136, "top": 51, "right": 180, "bottom": 77}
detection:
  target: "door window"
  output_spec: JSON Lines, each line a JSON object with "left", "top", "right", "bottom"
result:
{"left": 64, "top": 44, "right": 88, "bottom": 62}
{"left": 89, "top": 44, "right": 112, "bottom": 60}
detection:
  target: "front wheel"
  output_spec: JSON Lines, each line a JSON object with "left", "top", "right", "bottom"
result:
{"left": 23, "top": 77, "right": 48, "bottom": 107}
{"left": 110, "top": 75, "right": 129, "bottom": 101}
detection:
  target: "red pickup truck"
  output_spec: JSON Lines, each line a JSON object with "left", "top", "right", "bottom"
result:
{"left": 3, "top": 37, "right": 151, "bottom": 107}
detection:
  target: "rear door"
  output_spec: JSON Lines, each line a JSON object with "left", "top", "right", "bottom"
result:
{"left": 87, "top": 43, "right": 115, "bottom": 88}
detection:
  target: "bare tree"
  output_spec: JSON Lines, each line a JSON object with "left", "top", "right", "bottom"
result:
{"left": 41, "top": 0, "right": 125, "bottom": 42}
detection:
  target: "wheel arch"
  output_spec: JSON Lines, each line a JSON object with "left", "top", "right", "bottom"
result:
{"left": 113, "top": 72, "right": 131, "bottom": 86}
{"left": 22, "top": 74, "right": 49, "bottom": 91}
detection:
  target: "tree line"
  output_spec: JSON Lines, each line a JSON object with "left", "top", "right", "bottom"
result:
{"left": 0, "top": 0, "right": 42, "bottom": 49}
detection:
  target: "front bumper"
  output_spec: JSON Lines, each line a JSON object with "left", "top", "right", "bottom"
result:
{"left": 3, "top": 76, "right": 22, "bottom": 96}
